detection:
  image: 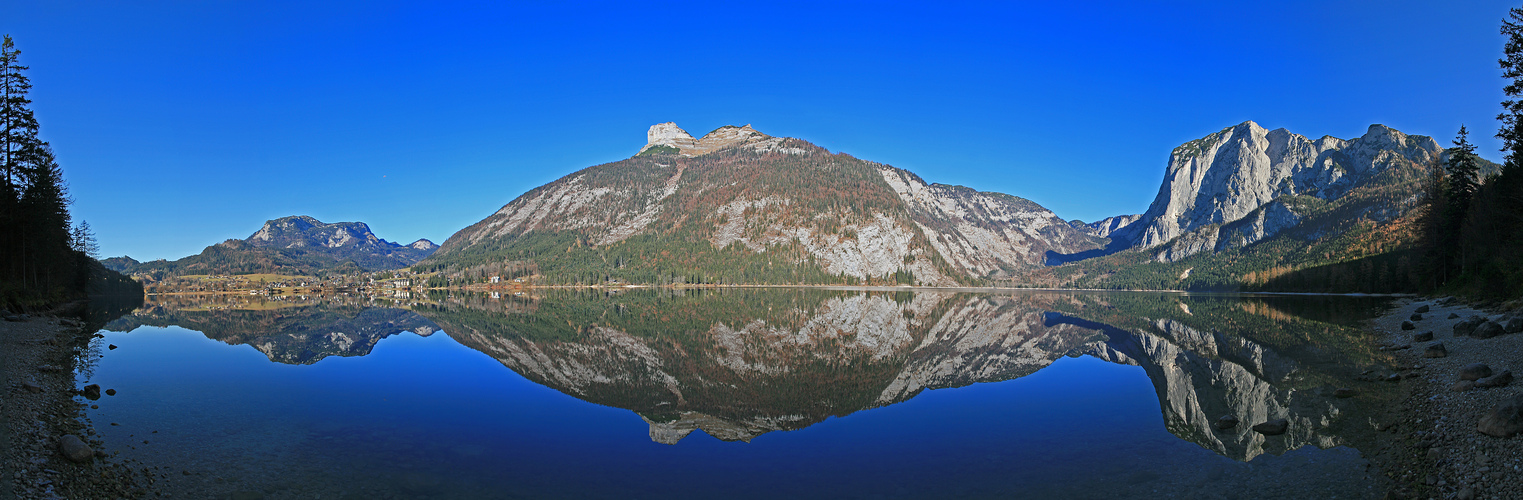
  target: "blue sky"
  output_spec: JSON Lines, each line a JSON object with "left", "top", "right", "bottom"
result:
{"left": 4, "top": 1, "right": 1517, "bottom": 261}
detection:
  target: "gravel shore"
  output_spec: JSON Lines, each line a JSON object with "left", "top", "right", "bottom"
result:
{"left": 1370, "top": 297, "right": 1523, "bottom": 500}
{"left": 2, "top": 313, "right": 157, "bottom": 499}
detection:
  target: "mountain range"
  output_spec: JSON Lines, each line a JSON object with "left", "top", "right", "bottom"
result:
{"left": 106, "top": 215, "right": 437, "bottom": 276}
{"left": 416, "top": 120, "right": 1467, "bottom": 290}
{"left": 109, "top": 120, "right": 1473, "bottom": 290}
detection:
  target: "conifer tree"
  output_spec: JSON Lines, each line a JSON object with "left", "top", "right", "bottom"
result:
{"left": 1500, "top": 7, "right": 1523, "bottom": 177}
{"left": 1445, "top": 125, "right": 1481, "bottom": 213}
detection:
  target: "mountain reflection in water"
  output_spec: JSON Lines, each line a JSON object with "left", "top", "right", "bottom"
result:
{"left": 109, "top": 289, "right": 1397, "bottom": 464}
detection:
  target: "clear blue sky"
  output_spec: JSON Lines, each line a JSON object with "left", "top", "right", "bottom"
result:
{"left": 4, "top": 0, "right": 1517, "bottom": 261}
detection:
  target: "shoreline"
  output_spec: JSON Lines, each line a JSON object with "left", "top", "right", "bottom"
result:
{"left": 1369, "top": 297, "right": 1523, "bottom": 499}
{"left": 1, "top": 315, "right": 157, "bottom": 498}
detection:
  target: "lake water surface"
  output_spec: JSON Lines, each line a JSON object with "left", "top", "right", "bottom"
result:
{"left": 84, "top": 289, "right": 1400, "bottom": 499}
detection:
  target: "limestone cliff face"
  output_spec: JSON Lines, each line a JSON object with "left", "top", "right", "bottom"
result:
{"left": 1082, "top": 214, "right": 1142, "bottom": 239}
{"left": 879, "top": 170, "right": 1106, "bottom": 275}
{"left": 637, "top": 122, "right": 804, "bottom": 157}
{"left": 429, "top": 123, "right": 1104, "bottom": 284}
{"left": 1114, "top": 122, "right": 1440, "bottom": 262}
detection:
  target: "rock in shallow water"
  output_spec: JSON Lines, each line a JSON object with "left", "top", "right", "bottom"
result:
{"left": 57, "top": 434, "right": 93, "bottom": 463}
{"left": 79, "top": 384, "right": 100, "bottom": 400}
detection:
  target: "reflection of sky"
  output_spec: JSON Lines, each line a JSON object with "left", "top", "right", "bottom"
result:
{"left": 86, "top": 324, "right": 1369, "bottom": 498}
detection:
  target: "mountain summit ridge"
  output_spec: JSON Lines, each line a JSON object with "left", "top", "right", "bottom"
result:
{"left": 424, "top": 122, "right": 1104, "bottom": 285}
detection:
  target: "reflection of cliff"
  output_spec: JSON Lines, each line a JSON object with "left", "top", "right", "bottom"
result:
{"left": 106, "top": 297, "right": 439, "bottom": 364}
{"left": 417, "top": 290, "right": 1394, "bottom": 462}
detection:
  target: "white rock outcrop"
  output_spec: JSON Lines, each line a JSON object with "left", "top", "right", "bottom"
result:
{"left": 1117, "top": 122, "right": 1439, "bottom": 255}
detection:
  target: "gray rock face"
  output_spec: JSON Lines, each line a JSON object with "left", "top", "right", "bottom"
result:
{"left": 1252, "top": 418, "right": 1289, "bottom": 436}
{"left": 1478, "top": 395, "right": 1523, "bottom": 438}
{"left": 880, "top": 170, "right": 1107, "bottom": 273}
{"left": 1215, "top": 415, "right": 1239, "bottom": 430}
{"left": 57, "top": 434, "right": 93, "bottom": 463}
{"left": 1112, "top": 122, "right": 1440, "bottom": 260}
{"left": 1081, "top": 214, "right": 1143, "bottom": 238}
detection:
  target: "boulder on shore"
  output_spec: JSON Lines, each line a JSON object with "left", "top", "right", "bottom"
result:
{"left": 1505, "top": 317, "right": 1523, "bottom": 334}
{"left": 1456, "top": 316, "right": 1488, "bottom": 336}
{"left": 1414, "top": 331, "right": 1434, "bottom": 342}
{"left": 1402, "top": 321, "right": 1416, "bottom": 330}
{"left": 1411, "top": 313, "right": 1424, "bottom": 321}
{"left": 57, "top": 434, "right": 93, "bottom": 463}
{"left": 1474, "top": 321, "right": 1506, "bottom": 339}
{"left": 1460, "top": 363, "right": 1494, "bottom": 381}
{"left": 1478, "top": 370, "right": 1514, "bottom": 388}
{"left": 1416, "top": 304, "right": 1431, "bottom": 313}
{"left": 1449, "top": 313, "right": 1462, "bottom": 319}
{"left": 1423, "top": 343, "right": 1449, "bottom": 358}
{"left": 1479, "top": 395, "right": 1523, "bottom": 437}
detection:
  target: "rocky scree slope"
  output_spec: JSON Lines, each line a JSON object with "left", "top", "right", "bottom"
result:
{"left": 423, "top": 122, "right": 1105, "bottom": 284}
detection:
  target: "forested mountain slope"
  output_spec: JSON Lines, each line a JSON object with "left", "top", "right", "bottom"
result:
{"left": 420, "top": 123, "right": 1105, "bottom": 285}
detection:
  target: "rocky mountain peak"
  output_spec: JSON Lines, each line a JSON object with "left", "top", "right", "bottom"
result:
{"left": 645, "top": 122, "right": 698, "bottom": 150}
{"left": 408, "top": 239, "right": 439, "bottom": 251}
{"left": 1110, "top": 122, "right": 1442, "bottom": 262}
{"left": 638, "top": 122, "right": 773, "bottom": 157}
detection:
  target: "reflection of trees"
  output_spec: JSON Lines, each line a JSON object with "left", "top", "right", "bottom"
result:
{"left": 413, "top": 290, "right": 1397, "bottom": 461}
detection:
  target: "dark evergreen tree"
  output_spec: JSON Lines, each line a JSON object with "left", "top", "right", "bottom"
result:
{"left": 1445, "top": 126, "right": 1481, "bottom": 211}
{"left": 1501, "top": 7, "right": 1523, "bottom": 177}
{"left": 0, "top": 35, "right": 141, "bottom": 307}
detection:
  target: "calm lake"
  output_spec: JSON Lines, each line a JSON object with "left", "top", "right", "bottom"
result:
{"left": 83, "top": 289, "right": 1400, "bottom": 499}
